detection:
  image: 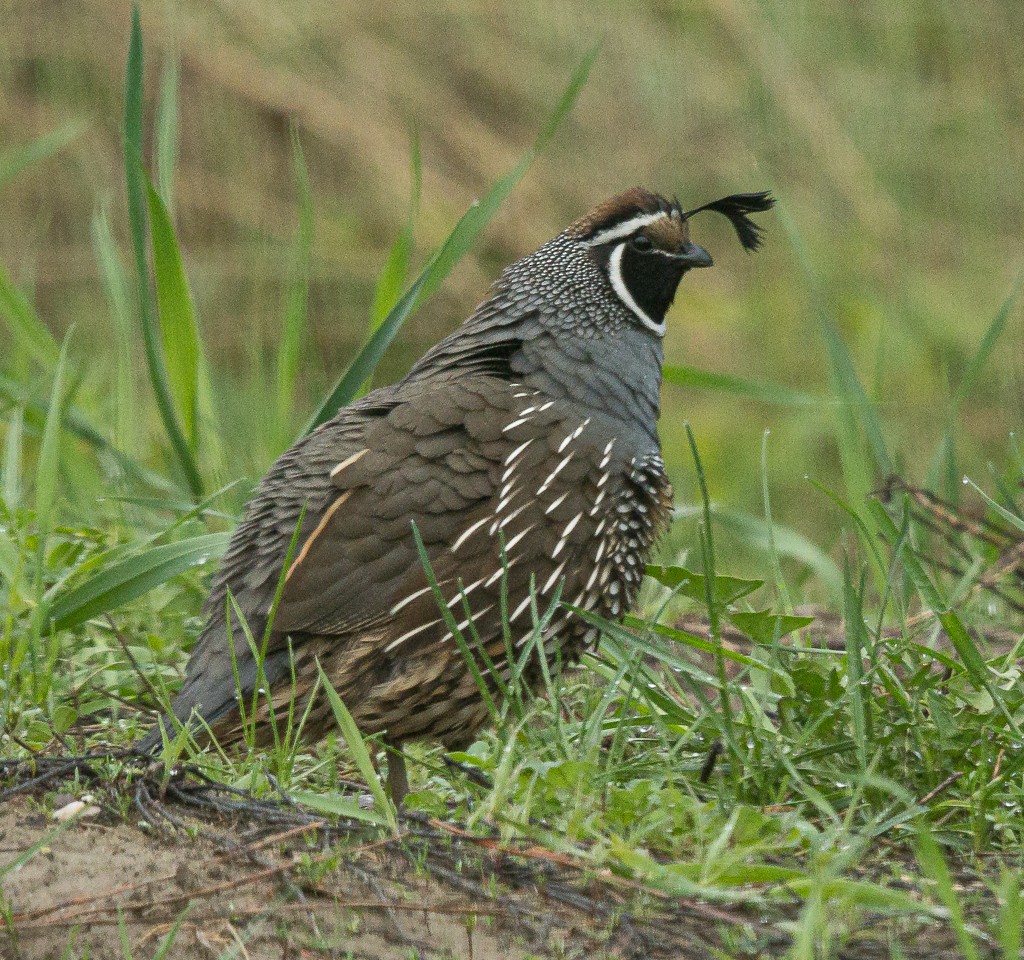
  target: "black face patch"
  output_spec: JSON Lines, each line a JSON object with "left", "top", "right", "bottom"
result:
{"left": 618, "top": 245, "right": 687, "bottom": 328}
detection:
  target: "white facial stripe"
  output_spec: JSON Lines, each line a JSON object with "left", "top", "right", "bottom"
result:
{"left": 583, "top": 211, "right": 667, "bottom": 247}
{"left": 608, "top": 242, "right": 665, "bottom": 336}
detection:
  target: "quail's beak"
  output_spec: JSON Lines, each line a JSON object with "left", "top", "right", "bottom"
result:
{"left": 674, "top": 242, "right": 714, "bottom": 269}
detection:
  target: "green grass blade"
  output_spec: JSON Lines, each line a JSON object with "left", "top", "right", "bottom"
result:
{"left": 631, "top": 616, "right": 790, "bottom": 675}
{"left": 963, "top": 475, "right": 1024, "bottom": 535}
{"left": 146, "top": 176, "right": 203, "bottom": 454}
{"left": 673, "top": 502, "right": 844, "bottom": 600}
{"left": 24, "top": 335, "right": 71, "bottom": 684}
{"left": 422, "top": 45, "right": 598, "bottom": 305}
{"left": 998, "top": 869, "right": 1022, "bottom": 960}
{"left": 123, "top": 5, "right": 203, "bottom": 499}
{"left": 368, "top": 131, "right": 420, "bottom": 334}
{"left": 662, "top": 364, "right": 821, "bottom": 406}
{"left": 842, "top": 554, "right": 869, "bottom": 769}
{"left": 304, "top": 45, "right": 597, "bottom": 433}
{"left": 123, "top": 5, "right": 147, "bottom": 277}
{"left": 0, "top": 371, "right": 176, "bottom": 494}
{"left": 777, "top": 205, "right": 891, "bottom": 515}
{"left": 915, "top": 830, "right": 981, "bottom": 960}
{"left": 303, "top": 248, "right": 432, "bottom": 434}
{"left": 33, "top": 335, "right": 72, "bottom": 582}
{"left": 2, "top": 406, "right": 23, "bottom": 511}
{"left": 92, "top": 205, "right": 137, "bottom": 454}
{"left": 0, "top": 819, "right": 73, "bottom": 879}
{"left": 317, "top": 664, "right": 399, "bottom": 834}
{"left": 928, "top": 276, "right": 1022, "bottom": 492}
{"left": 358, "top": 132, "right": 421, "bottom": 399}
{"left": 289, "top": 788, "right": 386, "bottom": 826}
{"left": 0, "top": 121, "right": 85, "bottom": 191}
{"left": 44, "top": 532, "right": 230, "bottom": 632}
{"left": 685, "top": 421, "right": 740, "bottom": 787}
{"left": 155, "top": 56, "right": 179, "bottom": 210}
{"left": 273, "top": 129, "right": 314, "bottom": 449}
{"left": 0, "top": 262, "right": 60, "bottom": 368}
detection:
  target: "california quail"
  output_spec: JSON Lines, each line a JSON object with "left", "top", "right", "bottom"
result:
{"left": 140, "top": 187, "right": 774, "bottom": 801}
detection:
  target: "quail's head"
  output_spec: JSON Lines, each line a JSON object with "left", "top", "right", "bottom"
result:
{"left": 564, "top": 187, "right": 776, "bottom": 337}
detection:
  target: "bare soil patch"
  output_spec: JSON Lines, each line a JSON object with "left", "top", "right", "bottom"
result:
{"left": 0, "top": 757, "right": 995, "bottom": 959}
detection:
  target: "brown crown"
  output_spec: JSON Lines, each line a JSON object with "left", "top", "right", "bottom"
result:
{"left": 568, "top": 188, "right": 683, "bottom": 240}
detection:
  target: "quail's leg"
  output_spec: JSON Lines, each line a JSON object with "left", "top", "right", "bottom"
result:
{"left": 386, "top": 744, "right": 409, "bottom": 806}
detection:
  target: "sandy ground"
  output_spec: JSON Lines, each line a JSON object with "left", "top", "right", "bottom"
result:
{"left": 0, "top": 793, "right": 684, "bottom": 960}
{"left": 0, "top": 766, "right": 997, "bottom": 960}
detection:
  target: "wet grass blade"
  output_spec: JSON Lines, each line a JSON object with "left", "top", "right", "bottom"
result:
{"left": 317, "top": 666, "right": 399, "bottom": 834}
{"left": 123, "top": 4, "right": 203, "bottom": 499}
{"left": 0, "top": 121, "right": 85, "bottom": 192}
{"left": 0, "top": 262, "right": 60, "bottom": 369}
{"left": 146, "top": 176, "right": 202, "bottom": 455}
{"left": 304, "top": 44, "right": 598, "bottom": 433}
{"left": 43, "top": 532, "right": 230, "bottom": 632}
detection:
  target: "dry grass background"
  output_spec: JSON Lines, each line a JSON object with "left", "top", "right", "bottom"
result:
{"left": 2, "top": 0, "right": 1022, "bottom": 550}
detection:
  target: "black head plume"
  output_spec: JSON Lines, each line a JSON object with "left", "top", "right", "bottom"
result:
{"left": 683, "top": 191, "right": 776, "bottom": 252}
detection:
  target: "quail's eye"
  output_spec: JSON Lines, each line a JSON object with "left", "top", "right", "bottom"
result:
{"left": 630, "top": 234, "right": 653, "bottom": 252}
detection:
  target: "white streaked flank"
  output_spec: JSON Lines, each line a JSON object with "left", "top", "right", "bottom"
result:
{"left": 485, "top": 558, "right": 519, "bottom": 587}
{"left": 552, "top": 511, "right": 584, "bottom": 559}
{"left": 509, "top": 595, "right": 533, "bottom": 622}
{"left": 542, "top": 560, "right": 568, "bottom": 594}
{"left": 384, "top": 618, "right": 442, "bottom": 653}
{"left": 390, "top": 584, "right": 433, "bottom": 615}
{"left": 544, "top": 491, "right": 569, "bottom": 515}
{"left": 494, "top": 489, "right": 518, "bottom": 515}
{"left": 556, "top": 418, "right": 590, "bottom": 454}
{"left": 502, "top": 416, "right": 531, "bottom": 433}
{"left": 446, "top": 576, "right": 486, "bottom": 608}
{"left": 537, "top": 451, "right": 575, "bottom": 495}
{"left": 451, "top": 515, "right": 490, "bottom": 552}
{"left": 329, "top": 448, "right": 369, "bottom": 479}
{"left": 503, "top": 524, "right": 534, "bottom": 552}
{"left": 498, "top": 500, "right": 531, "bottom": 529}
{"left": 504, "top": 438, "right": 533, "bottom": 466}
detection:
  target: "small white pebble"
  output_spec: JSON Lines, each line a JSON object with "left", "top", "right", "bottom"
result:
{"left": 52, "top": 800, "right": 100, "bottom": 822}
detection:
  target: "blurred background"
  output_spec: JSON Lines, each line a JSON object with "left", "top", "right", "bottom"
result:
{"left": 2, "top": 0, "right": 1021, "bottom": 583}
